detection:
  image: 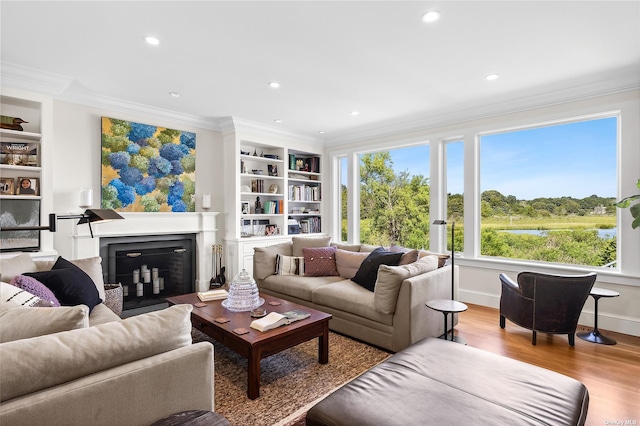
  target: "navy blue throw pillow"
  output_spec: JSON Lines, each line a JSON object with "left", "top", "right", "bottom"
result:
{"left": 351, "top": 247, "right": 403, "bottom": 292}
{"left": 24, "top": 257, "right": 102, "bottom": 312}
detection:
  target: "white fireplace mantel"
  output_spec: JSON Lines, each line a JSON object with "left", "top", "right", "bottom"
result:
{"left": 69, "top": 212, "right": 218, "bottom": 292}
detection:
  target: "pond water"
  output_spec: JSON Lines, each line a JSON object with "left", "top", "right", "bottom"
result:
{"left": 499, "top": 228, "right": 617, "bottom": 239}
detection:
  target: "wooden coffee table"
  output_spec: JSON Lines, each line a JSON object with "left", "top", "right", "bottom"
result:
{"left": 166, "top": 293, "right": 332, "bottom": 399}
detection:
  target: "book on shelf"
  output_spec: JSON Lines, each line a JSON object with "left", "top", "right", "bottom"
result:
{"left": 0, "top": 142, "right": 39, "bottom": 166}
{"left": 250, "top": 309, "right": 311, "bottom": 332}
{"left": 197, "top": 289, "right": 229, "bottom": 301}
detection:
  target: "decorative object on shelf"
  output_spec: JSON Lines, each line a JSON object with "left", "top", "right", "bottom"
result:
{"left": 269, "top": 184, "right": 278, "bottom": 194}
{"left": 268, "top": 165, "right": 278, "bottom": 176}
{"left": 17, "top": 177, "right": 38, "bottom": 195}
{"left": 1, "top": 142, "right": 39, "bottom": 166}
{"left": 240, "top": 185, "right": 251, "bottom": 193}
{"left": 222, "top": 269, "right": 264, "bottom": 312}
{"left": 255, "top": 196, "right": 263, "bottom": 214}
{"left": 100, "top": 117, "right": 196, "bottom": 213}
{"left": 264, "top": 154, "right": 279, "bottom": 160}
{"left": 241, "top": 150, "right": 250, "bottom": 155}
{"left": 252, "top": 169, "right": 264, "bottom": 175}
{"left": 0, "top": 115, "right": 28, "bottom": 131}
{"left": 210, "top": 244, "right": 226, "bottom": 288}
{"left": 241, "top": 201, "right": 250, "bottom": 214}
{"left": 79, "top": 188, "right": 93, "bottom": 209}
{"left": 615, "top": 178, "right": 640, "bottom": 229}
{"left": 0, "top": 178, "right": 14, "bottom": 195}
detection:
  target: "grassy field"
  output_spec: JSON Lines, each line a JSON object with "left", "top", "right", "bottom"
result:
{"left": 481, "top": 215, "right": 616, "bottom": 231}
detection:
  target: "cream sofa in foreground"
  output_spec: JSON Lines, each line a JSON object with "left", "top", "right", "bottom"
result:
{"left": 253, "top": 238, "right": 457, "bottom": 352}
{"left": 0, "top": 255, "right": 214, "bottom": 426}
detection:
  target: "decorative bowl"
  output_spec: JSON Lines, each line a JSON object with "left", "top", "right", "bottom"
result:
{"left": 252, "top": 169, "right": 264, "bottom": 175}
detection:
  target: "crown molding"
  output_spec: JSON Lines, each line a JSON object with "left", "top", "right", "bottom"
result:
{"left": 219, "top": 116, "right": 322, "bottom": 145}
{"left": 57, "top": 89, "right": 221, "bottom": 132}
{"left": 324, "top": 66, "right": 640, "bottom": 146}
{"left": 0, "top": 62, "right": 74, "bottom": 96}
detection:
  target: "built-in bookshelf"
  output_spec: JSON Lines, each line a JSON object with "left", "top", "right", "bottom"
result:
{"left": 222, "top": 119, "right": 324, "bottom": 277}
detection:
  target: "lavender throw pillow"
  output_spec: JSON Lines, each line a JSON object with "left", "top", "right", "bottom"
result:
{"left": 303, "top": 246, "right": 339, "bottom": 277}
{"left": 11, "top": 275, "right": 60, "bottom": 307}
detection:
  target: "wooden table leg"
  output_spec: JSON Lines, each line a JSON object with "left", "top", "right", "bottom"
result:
{"left": 247, "top": 350, "right": 260, "bottom": 400}
{"left": 318, "top": 322, "right": 329, "bottom": 364}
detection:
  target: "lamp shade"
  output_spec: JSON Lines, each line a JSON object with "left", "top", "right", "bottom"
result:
{"left": 78, "top": 209, "right": 124, "bottom": 225}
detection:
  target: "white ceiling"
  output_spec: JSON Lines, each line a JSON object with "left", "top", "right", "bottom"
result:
{"left": 1, "top": 1, "right": 639, "bottom": 142}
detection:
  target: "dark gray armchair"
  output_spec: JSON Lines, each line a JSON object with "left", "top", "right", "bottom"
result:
{"left": 499, "top": 271, "right": 596, "bottom": 346}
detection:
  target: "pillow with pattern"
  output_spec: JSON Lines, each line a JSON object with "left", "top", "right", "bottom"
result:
{"left": 303, "top": 246, "right": 339, "bottom": 277}
{"left": 11, "top": 275, "right": 61, "bottom": 307}
{"left": 275, "top": 254, "right": 305, "bottom": 276}
{"left": 1, "top": 281, "right": 52, "bottom": 308}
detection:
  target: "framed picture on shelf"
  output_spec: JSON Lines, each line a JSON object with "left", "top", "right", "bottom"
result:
{"left": 268, "top": 164, "right": 278, "bottom": 176}
{"left": 0, "top": 178, "right": 14, "bottom": 195}
{"left": 241, "top": 201, "right": 250, "bottom": 215}
{"left": 265, "top": 224, "right": 277, "bottom": 236}
{"left": 275, "top": 226, "right": 281, "bottom": 235}
{"left": 253, "top": 219, "right": 269, "bottom": 236}
{"left": 16, "top": 177, "right": 39, "bottom": 196}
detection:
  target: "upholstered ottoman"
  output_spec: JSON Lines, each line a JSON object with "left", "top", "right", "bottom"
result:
{"left": 306, "top": 337, "right": 589, "bottom": 425}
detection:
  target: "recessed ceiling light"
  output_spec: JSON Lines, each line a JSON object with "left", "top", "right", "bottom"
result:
{"left": 145, "top": 36, "right": 160, "bottom": 46}
{"left": 169, "top": 92, "right": 181, "bottom": 98}
{"left": 269, "top": 82, "right": 280, "bottom": 89}
{"left": 274, "top": 119, "right": 282, "bottom": 123}
{"left": 318, "top": 131, "right": 325, "bottom": 134}
{"left": 421, "top": 10, "right": 441, "bottom": 23}
{"left": 350, "top": 111, "right": 360, "bottom": 116}
{"left": 486, "top": 73, "right": 500, "bottom": 81}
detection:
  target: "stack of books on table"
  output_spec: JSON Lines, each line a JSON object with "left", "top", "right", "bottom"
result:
{"left": 197, "top": 289, "right": 229, "bottom": 302}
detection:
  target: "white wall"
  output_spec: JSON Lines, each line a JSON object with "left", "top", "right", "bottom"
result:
{"left": 327, "top": 89, "right": 640, "bottom": 337}
{"left": 49, "top": 100, "right": 224, "bottom": 257}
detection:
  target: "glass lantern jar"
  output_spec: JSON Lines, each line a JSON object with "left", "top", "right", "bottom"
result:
{"left": 221, "top": 269, "right": 264, "bottom": 312}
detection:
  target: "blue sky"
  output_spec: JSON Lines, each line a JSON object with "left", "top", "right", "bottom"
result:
{"left": 385, "top": 117, "right": 617, "bottom": 200}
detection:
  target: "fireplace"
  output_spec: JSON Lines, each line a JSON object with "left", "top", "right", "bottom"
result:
{"left": 100, "top": 234, "right": 195, "bottom": 313}
{"left": 65, "top": 212, "right": 218, "bottom": 299}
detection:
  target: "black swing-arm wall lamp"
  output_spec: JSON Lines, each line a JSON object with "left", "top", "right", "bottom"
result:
{"left": 1, "top": 209, "right": 124, "bottom": 238}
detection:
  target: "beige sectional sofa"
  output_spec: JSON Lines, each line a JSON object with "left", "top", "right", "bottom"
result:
{"left": 253, "top": 237, "right": 457, "bottom": 352}
{"left": 0, "top": 254, "right": 214, "bottom": 426}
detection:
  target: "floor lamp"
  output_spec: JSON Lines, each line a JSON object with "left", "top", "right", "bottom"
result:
{"left": 433, "top": 220, "right": 455, "bottom": 300}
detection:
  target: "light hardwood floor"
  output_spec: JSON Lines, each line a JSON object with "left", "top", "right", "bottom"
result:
{"left": 456, "top": 303, "right": 640, "bottom": 425}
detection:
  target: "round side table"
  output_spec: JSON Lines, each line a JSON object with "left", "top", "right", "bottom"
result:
{"left": 577, "top": 287, "right": 619, "bottom": 345}
{"left": 426, "top": 299, "right": 468, "bottom": 344}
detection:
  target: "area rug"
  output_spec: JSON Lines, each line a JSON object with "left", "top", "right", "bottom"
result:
{"left": 192, "top": 328, "right": 390, "bottom": 426}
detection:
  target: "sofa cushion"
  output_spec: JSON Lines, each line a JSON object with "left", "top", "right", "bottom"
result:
{"left": 1, "top": 281, "right": 51, "bottom": 308}
{"left": 303, "top": 246, "right": 340, "bottom": 277}
{"left": 330, "top": 242, "right": 362, "bottom": 252}
{"left": 418, "top": 249, "right": 450, "bottom": 268}
{"left": 24, "top": 257, "right": 102, "bottom": 312}
{"left": 374, "top": 255, "right": 439, "bottom": 314}
{"left": 0, "top": 304, "right": 90, "bottom": 343}
{"left": 352, "top": 248, "right": 403, "bottom": 292}
{"left": 253, "top": 241, "right": 293, "bottom": 280}
{"left": 260, "top": 274, "right": 342, "bottom": 301}
{"left": 311, "top": 279, "right": 393, "bottom": 325}
{"left": 35, "top": 256, "right": 106, "bottom": 301}
{"left": 275, "top": 254, "right": 305, "bottom": 276}
{"left": 0, "top": 253, "right": 38, "bottom": 283}
{"left": 292, "top": 236, "right": 331, "bottom": 257}
{"left": 0, "top": 303, "right": 193, "bottom": 402}
{"left": 10, "top": 275, "right": 61, "bottom": 307}
{"left": 88, "top": 302, "right": 122, "bottom": 326}
{"left": 335, "top": 249, "right": 369, "bottom": 279}
{"left": 359, "top": 244, "right": 381, "bottom": 253}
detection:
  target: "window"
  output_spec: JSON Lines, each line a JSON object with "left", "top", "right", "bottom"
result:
{"left": 359, "top": 145, "right": 430, "bottom": 248}
{"left": 446, "top": 140, "right": 464, "bottom": 252}
{"left": 339, "top": 156, "right": 348, "bottom": 241}
{"left": 479, "top": 116, "right": 618, "bottom": 267}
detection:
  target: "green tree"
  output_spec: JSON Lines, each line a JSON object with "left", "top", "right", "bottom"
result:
{"left": 359, "top": 152, "right": 430, "bottom": 247}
